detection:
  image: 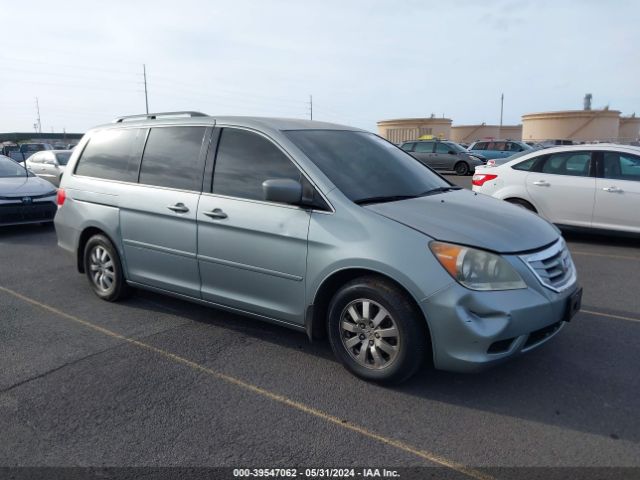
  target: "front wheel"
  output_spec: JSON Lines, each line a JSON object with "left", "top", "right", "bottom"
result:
{"left": 83, "top": 234, "right": 131, "bottom": 301}
{"left": 327, "top": 276, "right": 428, "bottom": 384}
{"left": 454, "top": 161, "right": 470, "bottom": 176}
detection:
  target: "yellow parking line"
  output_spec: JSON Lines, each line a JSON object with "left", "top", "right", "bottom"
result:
{"left": 581, "top": 309, "right": 640, "bottom": 324}
{"left": 571, "top": 250, "right": 640, "bottom": 261}
{"left": 0, "top": 285, "right": 493, "bottom": 480}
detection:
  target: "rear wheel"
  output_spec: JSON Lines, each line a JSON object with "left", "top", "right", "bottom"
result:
{"left": 454, "top": 161, "right": 470, "bottom": 176}
{"left": 327, "top": 276, "right": 428, "bottom": 384}
{"left": 83, "top": 234, "right": 131, "bottom": 301}
{"left": 505, "top": 198, "right": 537, "bottom": 213}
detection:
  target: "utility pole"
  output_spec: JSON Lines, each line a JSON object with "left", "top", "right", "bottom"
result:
{"left": 309, "top": 94, "right": 313, "bottom": 121}
{"left": 35, "top": 97, "right": 42, "bottom": 134}
{"left": 499, "top": 93, "right": 504, "bottom": 138}
{"left": 143, "top": 64, "right": 149, "bottom": 114}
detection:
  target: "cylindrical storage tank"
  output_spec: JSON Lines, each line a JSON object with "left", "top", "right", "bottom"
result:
{"left": 522, "top": 110, "right": 620, "bottom": 143}
{"left": 377, "top": 118, "right": 452, "bottom": 144}
{"left": 500, "top": 125, "right": 523, "bottom": 141}
{"left": 451, "top": 125, "right": 522, "bottom": 143}
{"left": 619, "top": 116, "right": 640, "bottom": 143}
{"left": 450, "top": 125, "right": 499, "bottom": 143}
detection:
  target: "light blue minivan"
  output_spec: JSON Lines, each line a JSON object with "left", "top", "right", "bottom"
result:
{"left": 55, "top": 112, "right": 582, "bottom": 383}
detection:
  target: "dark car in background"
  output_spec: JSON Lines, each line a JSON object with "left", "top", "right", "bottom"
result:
{"left": 0, "top": 154, "right": 58, "bottom": 226}
{"left": 400, "top": 140, "right": 485, "bottom": 175}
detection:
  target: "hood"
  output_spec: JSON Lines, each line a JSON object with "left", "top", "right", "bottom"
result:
{"left": 0, "top": 176, "right": 56, "bottom": 196}
{"left": 365, "top": 189, "right": 559, "bottom": 254}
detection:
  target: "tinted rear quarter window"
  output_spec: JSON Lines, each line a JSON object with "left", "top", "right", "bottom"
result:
{"left": 75, "top": 128, "right": 145, "bottom": 182}
{"left": 212, "top": 128, "right": 301, "bottom": 201}
{"left": 512, "top": 157, "right": 537, "bottom": 171}
{"left": 139, "top": 126, "right": 207, "bottom": 191}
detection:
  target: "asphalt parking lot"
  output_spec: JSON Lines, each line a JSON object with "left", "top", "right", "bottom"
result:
{"left": 1, "top": 175, "right": 639, "bottom": 478}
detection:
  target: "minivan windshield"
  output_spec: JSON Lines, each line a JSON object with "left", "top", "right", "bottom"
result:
{"left": 285, "top": 130, "right": 451, "bottom": 203}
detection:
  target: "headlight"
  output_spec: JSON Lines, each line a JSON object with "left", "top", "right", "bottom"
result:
{"left": 430, "top": 241, "right": 526, "bottom": 291}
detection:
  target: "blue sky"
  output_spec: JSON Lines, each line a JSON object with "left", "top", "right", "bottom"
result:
{"left": 1, "top": 0, "right": 638, "bottom": 133}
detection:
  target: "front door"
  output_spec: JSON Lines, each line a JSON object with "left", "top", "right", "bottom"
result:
{"left": 197, "top": 127, "right": 311, "bottom": 324}
{"left": 592, "top": 150, "right": 640, "bottom": 233}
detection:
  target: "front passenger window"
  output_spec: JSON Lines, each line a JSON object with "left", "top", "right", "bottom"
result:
{"left": 212, "top": 128, "right": 302, "bottom": 202}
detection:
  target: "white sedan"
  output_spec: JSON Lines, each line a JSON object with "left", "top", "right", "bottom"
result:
{"left": 472, "top": 144, "right": 640, "bottom": 234}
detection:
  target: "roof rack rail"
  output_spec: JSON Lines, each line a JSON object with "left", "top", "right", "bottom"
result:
{"left": 113, "top": 111, "right": 208, "bottom": 123}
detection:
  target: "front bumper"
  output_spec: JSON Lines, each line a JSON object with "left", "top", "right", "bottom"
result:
{"left": 420, "top": 281, "right": 580, "bottom": 372}
{"left": 0, "top": 198, "right": 57, "bottom": 226}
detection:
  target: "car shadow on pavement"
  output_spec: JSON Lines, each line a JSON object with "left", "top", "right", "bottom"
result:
{"left": 562, "top": 229, "right": 640, "bottom": 248}
{"left": 122, "top": 288, "right": 639, "bottom": 446}
{"left": 0, "top": 223, "right": 56, "bottom": 245}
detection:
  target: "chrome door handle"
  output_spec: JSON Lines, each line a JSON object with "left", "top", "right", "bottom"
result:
{"left": 602, "top": 186, "right": 622, "bottom": 193}
{"left": 203, "top": 208, "right": 227, "bottom": 219}
{"left": 533, "top": 180, "right": 550, "bottom": 186}
{"left": 167, "top": 203, "right": 189, "bottom": 213}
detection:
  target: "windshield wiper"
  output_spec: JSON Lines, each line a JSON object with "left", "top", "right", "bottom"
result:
{"left": 418, "top": 186, "right": 462, "bottom": 196}
{"left": 354, "top": 194, "right": 420, "bottom": 205}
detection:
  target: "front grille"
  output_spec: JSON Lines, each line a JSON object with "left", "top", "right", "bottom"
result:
{"left": 520, "top": 240, "right": 576, "bottom": 292}
{"left": 0, "top": 202, "right": 56, "bottom": 224}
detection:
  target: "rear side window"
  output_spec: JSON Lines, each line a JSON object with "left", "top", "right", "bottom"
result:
{"left": 512, "top": 157, "right": 538, "bottom": 171}
{"left": 414, "top": 142, "right": 433, "bottom": 153}
{"left": 212, "top": 128, "right": 301, "bottom": 201}
{"left": 75, "top": 128, "right": 145, "bottom": 182}
{"left": 540, "top": 152, "right": 591, "bottom": 177}
{"left": 139, "top": 126, "right": 207, "bottom": 191}
{"left": 603, "top": 151, "right": 640, "bottom": 181}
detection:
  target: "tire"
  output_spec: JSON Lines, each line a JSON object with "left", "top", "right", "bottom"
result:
{"left": 505, "top": 198, "right": 537, "bottom": 213}
{"left": 83, "top": 234, "right": 131, "bottom": 301}
{"left": 454, "top": 161, "right": 470, "bottom": 176}
{"left": 327, "top": 276, "right": 428, "bottom": 384}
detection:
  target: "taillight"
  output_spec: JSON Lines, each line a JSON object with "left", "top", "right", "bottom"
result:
{"left": 56, "top": 188, "right": 66, "bottom": 206}
{"left": 472, "top": 174, "right": 498, "bottom": 186}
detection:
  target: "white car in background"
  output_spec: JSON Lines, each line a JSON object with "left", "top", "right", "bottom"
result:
{"left": 472, "top": 144, "right": 640, "bottom": 234}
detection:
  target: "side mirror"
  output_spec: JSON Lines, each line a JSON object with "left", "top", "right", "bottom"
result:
{"left": 448, "top": 150, "right": 456, "bottom": 155}
{"left": 262, "top": 178, "right": 302, "bottom": 205}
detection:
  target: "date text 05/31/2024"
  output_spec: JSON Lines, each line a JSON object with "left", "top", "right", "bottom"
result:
{"left": 232, "top": 468, "right": 400, "bottom": 478}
